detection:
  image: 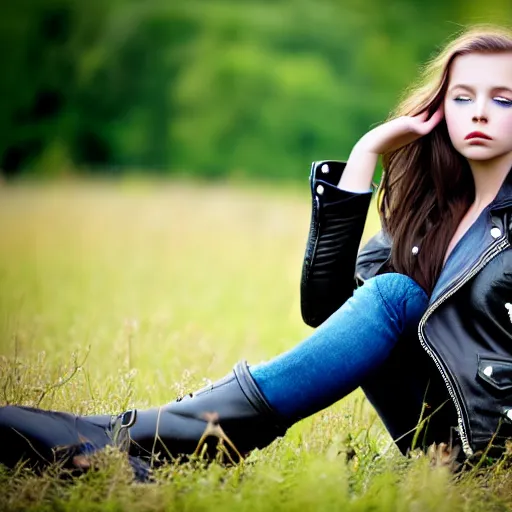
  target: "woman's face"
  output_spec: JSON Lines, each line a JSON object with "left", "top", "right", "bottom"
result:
{"left": 444, "top": 52, "right": 512, "bottom": 163}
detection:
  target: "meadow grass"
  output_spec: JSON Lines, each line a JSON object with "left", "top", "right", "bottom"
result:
{"left": 0, "top": 179, "right": 512, "bottom": 511}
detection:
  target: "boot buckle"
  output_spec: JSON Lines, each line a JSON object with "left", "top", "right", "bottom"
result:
{"left": 111, "top": 409, "right": 137, "bottom": 450}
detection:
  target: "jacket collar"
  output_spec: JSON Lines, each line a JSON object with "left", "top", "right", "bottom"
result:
{"left": 489, "top": 165, "right": 512, "bottom": 211}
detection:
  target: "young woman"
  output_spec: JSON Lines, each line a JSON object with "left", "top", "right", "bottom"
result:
{"left": 2, "top": 25, "right": 512, "bottom": 478}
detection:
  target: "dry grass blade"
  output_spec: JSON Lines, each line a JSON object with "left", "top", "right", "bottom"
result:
{"left": 193, "top": 412, "right": 244, "bottom": 464}
{"left": 427, "top": 442, "right": 461, "bottom": 472}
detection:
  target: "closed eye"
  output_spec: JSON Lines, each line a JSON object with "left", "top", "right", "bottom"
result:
{"left": 494, "top": 97, "right": 512, "bottom": 107}
{"left": 454, "top": 95, "right": 472, "bottom": 103}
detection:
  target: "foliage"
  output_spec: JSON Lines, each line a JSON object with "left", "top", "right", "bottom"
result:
{"left": 1, "top": 1, "right": 512, "bottom": 178}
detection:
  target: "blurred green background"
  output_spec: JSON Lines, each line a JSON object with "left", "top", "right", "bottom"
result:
{"left": 1, "top": 0, "right": 511, "bottom": 180}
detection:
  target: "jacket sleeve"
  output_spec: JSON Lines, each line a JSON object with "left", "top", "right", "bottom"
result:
{"left": 300, "top": 160, "right": 373, "bottom": 327}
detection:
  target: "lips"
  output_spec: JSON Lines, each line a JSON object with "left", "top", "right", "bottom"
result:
{"left": 465, "top": 131, "right": 493, "bottom": 141}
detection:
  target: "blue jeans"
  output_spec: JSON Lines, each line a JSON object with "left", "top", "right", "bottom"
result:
{"left": 251, "top": 273, "right": 456, "bottom": 452}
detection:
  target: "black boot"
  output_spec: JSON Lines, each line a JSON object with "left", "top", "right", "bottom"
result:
{"left": 0, "top": 404, "right": 152, "bottom": 480}
{"left": 0, "top": 405, "right": 129, "bottom": 471}
{"left": 0, "top": 361, "right": 287, "bottom": 474}
{"left": 127, "top": 361, "right": 289, "bottom": 462}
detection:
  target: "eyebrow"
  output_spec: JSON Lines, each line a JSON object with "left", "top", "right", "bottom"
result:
{"left": 449, "top": 84, "right": 512, "bottom": 94}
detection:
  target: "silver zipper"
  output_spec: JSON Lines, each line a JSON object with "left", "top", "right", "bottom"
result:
{"left": 417, "top": 236, "right": 510, "bottom": 456}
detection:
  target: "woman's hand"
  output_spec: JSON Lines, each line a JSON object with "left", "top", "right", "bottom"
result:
{"left": 337, "top": 108, "right": 444, "bottom": 192}
{"left": 357, "top": 108, "right": 444, "bottom": 155}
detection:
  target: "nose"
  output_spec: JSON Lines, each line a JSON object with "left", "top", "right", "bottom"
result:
{"left": 472, "top": 115, "right": 488, "bottom": 124}
{"left": 472, "top": 98, "right": 488, "bottom": 124}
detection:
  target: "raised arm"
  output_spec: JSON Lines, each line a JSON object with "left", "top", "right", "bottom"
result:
{"left": 300, "top": 109, "right": 444, "bottom": 327}
{"left": 300, "top": 160, "right": 373, "bottom": 327}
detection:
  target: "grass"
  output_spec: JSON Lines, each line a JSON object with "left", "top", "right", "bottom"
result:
{"left": 0, "top": 178, "right": 512, "bottom": 511}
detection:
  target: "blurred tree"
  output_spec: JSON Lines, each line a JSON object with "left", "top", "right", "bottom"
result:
{"left": 0, "top": 0, "right": 510, "bottom": 178}
{"left": 0, "top": 0, "right": 112, "bottom": 175}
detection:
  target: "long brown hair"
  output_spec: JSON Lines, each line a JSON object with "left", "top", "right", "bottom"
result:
{"left": 379, "top": 25, "right": 512, "bottom": 294}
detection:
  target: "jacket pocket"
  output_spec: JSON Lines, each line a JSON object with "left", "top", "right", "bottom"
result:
{"left": 477, "top": 355, "right": 512, "bottom": 392}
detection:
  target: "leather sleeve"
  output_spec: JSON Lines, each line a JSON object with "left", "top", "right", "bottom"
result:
{"left": 300, "top": 161, "right": 373, "bottom": 327}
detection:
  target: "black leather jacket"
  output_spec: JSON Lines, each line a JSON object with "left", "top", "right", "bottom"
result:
{"left": 301, "top": 160, "right": 512, "bottom": 458}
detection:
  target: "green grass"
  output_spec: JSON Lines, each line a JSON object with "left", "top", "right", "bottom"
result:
{"left": 0, "top": 179, "right": 512, "bottom": 511}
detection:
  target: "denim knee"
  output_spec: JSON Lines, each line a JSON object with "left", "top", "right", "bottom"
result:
{"left": 364, "top": 273, "right": 429, "bottom": 333}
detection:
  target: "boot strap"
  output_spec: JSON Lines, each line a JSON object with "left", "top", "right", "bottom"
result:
{"left": 110, "top": 409, "right": 137, "bottom": 451}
